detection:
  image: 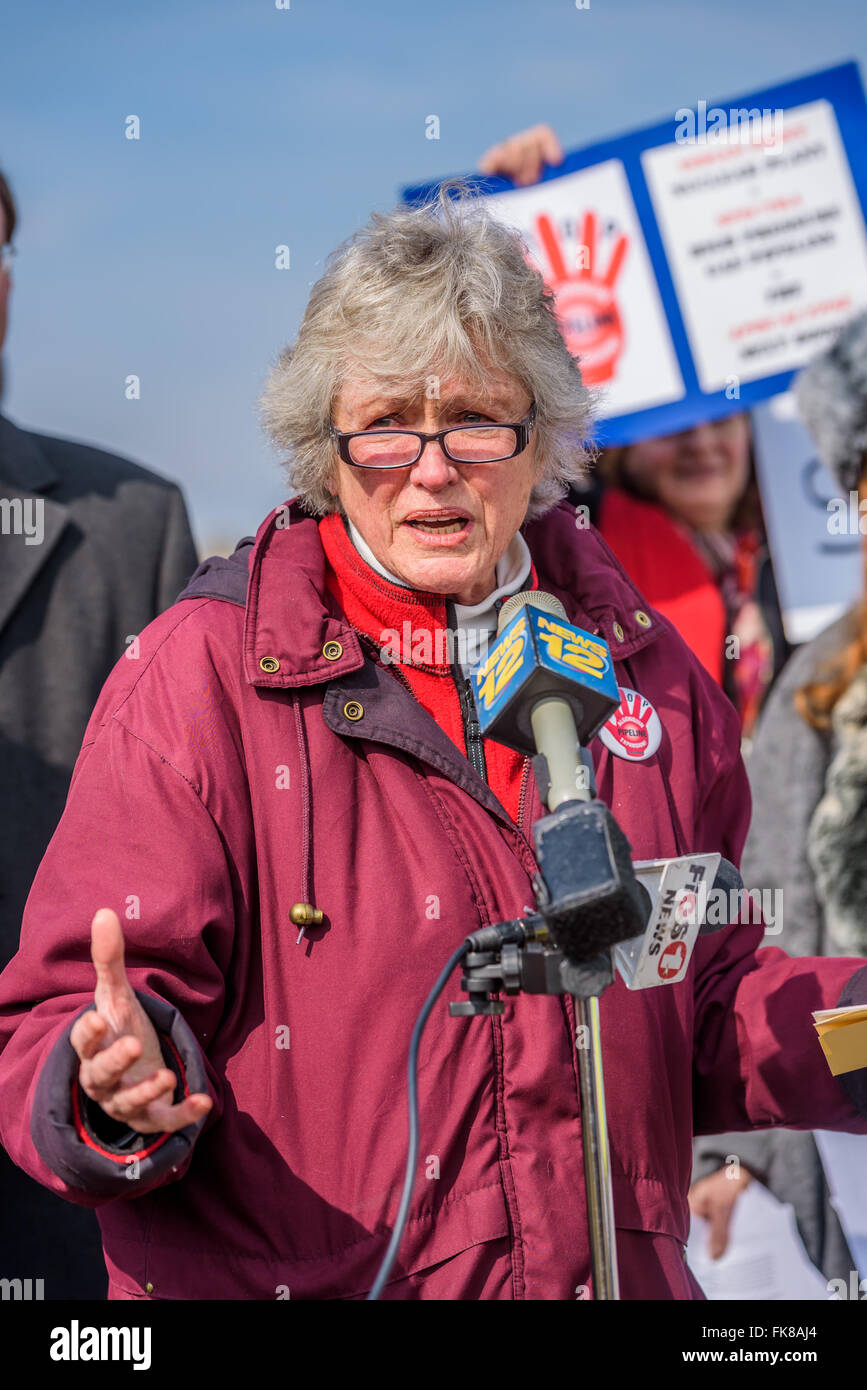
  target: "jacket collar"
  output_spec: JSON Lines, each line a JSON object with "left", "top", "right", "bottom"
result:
{"left": 242, "top": 496, "right": 664, "bottom": 690}
{"left": 0, "top": 412, "right": 62, "bottom": 494}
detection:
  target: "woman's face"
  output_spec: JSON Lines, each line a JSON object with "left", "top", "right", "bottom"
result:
{"left": 623, "top": 413, "right": 751, "bottom": 533}
{"left": 328, "top": 366, "right": 543, "bottom": 605}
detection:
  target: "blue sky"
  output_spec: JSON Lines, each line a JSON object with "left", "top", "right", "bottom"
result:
{"left": 2, "top": 0, "right": 867, "bottom": 551}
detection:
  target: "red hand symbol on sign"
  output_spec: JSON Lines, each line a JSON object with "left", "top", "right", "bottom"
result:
{"left": 534, "top": 210, "right": 628, "bottom": 385}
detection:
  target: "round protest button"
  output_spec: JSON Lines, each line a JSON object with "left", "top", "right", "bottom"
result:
{"left": 598, "top": 686, "right": 662, "bottom": 761}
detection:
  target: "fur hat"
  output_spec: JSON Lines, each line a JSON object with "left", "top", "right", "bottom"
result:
{"left": 794, "top": 312, "right": 867, "bottom": 494}
{"left": 807, "top": 662, "right": 867, "bottom": 956}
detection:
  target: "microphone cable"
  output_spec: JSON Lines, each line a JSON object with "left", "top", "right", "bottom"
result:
{"left": 366, "top": 940, "right": 470, "bottom": 1300}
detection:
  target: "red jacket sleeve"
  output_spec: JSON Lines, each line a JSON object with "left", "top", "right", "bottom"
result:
{"left": 688, "top": 664, "right": 867, "bottom": 1137}
{"left": 0, "top": 709, "right": 236, "bottom": 1206}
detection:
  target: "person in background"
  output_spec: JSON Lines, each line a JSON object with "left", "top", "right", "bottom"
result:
{"left": 478, "top": 124, "right": 789, "bottom": 737}
{"left": 691, "top": 311, "right": 867, "bottom": 1283}
{"left": 0, "top": 168, "right": 199, "bottom": 1298}
{"left": 597, "top": 419, "right": 788, "bottom": 738}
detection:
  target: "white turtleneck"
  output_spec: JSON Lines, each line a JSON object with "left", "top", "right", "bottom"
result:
{"left": 345, "top": 515, "right": 532, "bottom": 679}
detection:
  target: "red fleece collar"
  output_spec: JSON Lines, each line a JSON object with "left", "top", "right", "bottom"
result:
{"left": 318, "top": 511, "right": 539, "bottom": 672}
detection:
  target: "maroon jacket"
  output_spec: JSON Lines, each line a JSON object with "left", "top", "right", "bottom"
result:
{"left": 1, "top": 496, "right": 865, "bottom": 1301}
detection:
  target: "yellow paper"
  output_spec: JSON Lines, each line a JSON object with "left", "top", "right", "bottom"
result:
{"left": 814, "top": 1010, "right": 867, "bottom": 1076}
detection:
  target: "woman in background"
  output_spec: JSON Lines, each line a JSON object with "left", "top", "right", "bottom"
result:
{"left": 595, "top": 416, "right": 788, "bottom": 738}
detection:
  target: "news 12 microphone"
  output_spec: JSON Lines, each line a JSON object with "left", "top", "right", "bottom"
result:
{"left": 472, "top": 591, "right": 647, "bottom": 965}
{"left": 473, "top": 589, "right": 618, "bottom": 806}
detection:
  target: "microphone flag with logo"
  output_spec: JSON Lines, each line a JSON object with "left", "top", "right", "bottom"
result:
{"left": 472, "top": 589, "right": 619, "bottom": 756}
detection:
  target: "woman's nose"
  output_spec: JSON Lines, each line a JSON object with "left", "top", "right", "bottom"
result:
{"left": 682, "top": 422, "right": 718, "bottom": 452}
{"left": 409, "top": 439, "right": 458, "bottom": 485}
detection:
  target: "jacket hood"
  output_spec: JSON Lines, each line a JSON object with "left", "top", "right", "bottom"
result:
{"left": 178, "top": 538, "right": 254, "bottom": 608}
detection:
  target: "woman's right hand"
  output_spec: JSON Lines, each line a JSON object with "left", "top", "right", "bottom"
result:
{"left": 70, "top": 909, "right": 213, "bottom": 1135}
{"left": 478, "top": 123, "right": 564, "bottom": 186}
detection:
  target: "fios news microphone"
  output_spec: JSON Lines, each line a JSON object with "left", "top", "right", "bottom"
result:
{"left": 472, "top": 591, "right": 647, "bottom": 964}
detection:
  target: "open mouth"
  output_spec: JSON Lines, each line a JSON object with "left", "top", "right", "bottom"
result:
{"left": 403, "top": 514, "right": 471, "bottom": 535}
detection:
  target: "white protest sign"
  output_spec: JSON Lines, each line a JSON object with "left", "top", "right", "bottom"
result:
{"left": 751, "top": 392, "right": 862, "bottom": 645}
{"left": 488, "top": 159, "right": 684, "bottom": 418}
{"left": 642, "top": 98, "right": 867, "bottom": 395}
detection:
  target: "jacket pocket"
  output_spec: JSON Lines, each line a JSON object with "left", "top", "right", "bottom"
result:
{"left": 611, "top": 1171, "right": 687, "bottom": 1242}
{"left": 106, "top": 1180, "right": 511, "bottom": 1300}
{"left": 336, "top": 1180, "right": 511, "bottom": 1299}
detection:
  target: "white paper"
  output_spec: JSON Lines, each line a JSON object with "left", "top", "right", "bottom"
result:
{"left": 687, "top": 1178, "right": 829, "bottom": 1299}
{"left": 814, "top": 1130, "right": 867, "bottom": 1280}
{"left": 643, "top": 99, "right": 867, "bottom": 393}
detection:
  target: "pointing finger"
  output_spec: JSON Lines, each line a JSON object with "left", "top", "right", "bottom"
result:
{"left": 90, "top": 908, "right": 129, "bottom": 999}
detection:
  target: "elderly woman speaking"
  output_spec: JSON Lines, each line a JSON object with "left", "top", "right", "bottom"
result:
{"left": 1, "top": 188, "right": 867, "bottom": 1303}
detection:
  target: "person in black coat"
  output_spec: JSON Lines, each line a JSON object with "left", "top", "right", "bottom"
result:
{"left": 0, "top": 169, "right": 198, "bottom": 1298}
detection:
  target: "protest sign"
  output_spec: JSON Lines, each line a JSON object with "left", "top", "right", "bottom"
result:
{"left": 403, "top": 63, "right": 867, "bottom": 449}
{"left": 751, "top": 393, "right": 862, "bottom": 645}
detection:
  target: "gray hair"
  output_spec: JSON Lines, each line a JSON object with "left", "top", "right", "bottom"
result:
{"left": 260, "top": 181, "right": 595, "bottom": 521}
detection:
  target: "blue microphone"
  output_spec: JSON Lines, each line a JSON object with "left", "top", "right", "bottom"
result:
{"left": 473, "top": 590, "right": 619, "bottom": 809}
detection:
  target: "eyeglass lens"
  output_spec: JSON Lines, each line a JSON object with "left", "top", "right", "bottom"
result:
{"left": 347, "top": 425, "right": 519, "bottom": 467}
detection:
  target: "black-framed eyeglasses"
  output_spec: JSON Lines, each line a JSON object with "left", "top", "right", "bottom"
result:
{"left": 331, "top": 405, "right": 536, "bottom": 470}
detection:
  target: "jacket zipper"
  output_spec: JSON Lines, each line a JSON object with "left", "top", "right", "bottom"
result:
{"left": 456, "top": 672, "right": 489, "bottom": 783}
{"left": 516, "top": 756, "right": 531, "bottom": 837}
{"left": 359, "top": 628, "right": 487, "bottom": 781}
{"left": 445, "top": 601, "right": 488, "bottom": 784}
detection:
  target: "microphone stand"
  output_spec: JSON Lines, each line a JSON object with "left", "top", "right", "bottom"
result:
{"left": 450, "top": 838, "right": 734, "bottom": 1299}
{"left": 531, "top": 694, "right": 622, "bottom": 1300}
{"left": 574, "top": 990, "right": 619, "bottom": 1299}
{"left": 451, "top": 693, "right": 643, "bottom": 1299}
{"left": 450, "top": 912, "right": 622, "bottom": 1297}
